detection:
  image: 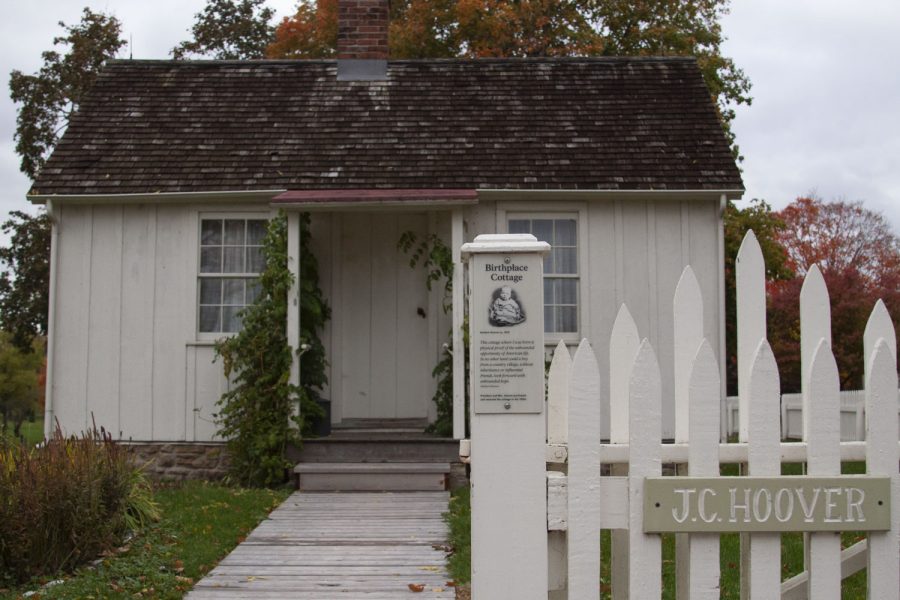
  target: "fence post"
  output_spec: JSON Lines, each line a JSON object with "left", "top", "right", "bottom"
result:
{"left": 462, "top": 234, "right": 549, "bottom": 599}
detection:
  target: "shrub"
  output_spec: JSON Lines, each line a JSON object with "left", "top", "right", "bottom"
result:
{"left": 0, "top": 422, "right": 159, "bottom": 585}
{"left": 216, "top": 212, "right": 328, "bottom": 488}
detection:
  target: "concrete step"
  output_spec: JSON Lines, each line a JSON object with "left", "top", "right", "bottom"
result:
{"left": 294, "top": 462, "right": 450, "bottom": 492}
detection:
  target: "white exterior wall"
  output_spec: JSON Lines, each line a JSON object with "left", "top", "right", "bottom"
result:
{"left": 466, "top": 195, "right": 723, "bottom": 439}
{"left": 47, "top": 195, "right": 720, "bottom": 441}
{"left": 48, "top": 202, "right": 273, "bottom": 442}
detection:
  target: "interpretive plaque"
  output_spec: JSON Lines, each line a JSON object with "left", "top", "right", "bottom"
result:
{"left": 643, "top": 476, "right": 891, "bottom": 533}
{"left": 464, "top": 234, "right": 549, "bottom": 414}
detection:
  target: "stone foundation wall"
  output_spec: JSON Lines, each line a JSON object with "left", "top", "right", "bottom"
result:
{"left": 124, "top": 442, "right": 230, "bottom": 481}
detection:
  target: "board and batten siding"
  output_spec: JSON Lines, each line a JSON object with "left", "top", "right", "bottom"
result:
{"left": 470, "top": 196, "right": 723, "bottom": 439}
{"left": 48, "top": 202, "right": 267, "bottom": 442}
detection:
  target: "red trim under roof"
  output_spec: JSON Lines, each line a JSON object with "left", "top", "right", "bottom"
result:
{"left": 272, "top": 188, "right": 479, "bottom": 205}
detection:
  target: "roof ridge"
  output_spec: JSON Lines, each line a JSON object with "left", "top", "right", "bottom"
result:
{"left": 108, "top": 56, "right": 698, "bottom": 67}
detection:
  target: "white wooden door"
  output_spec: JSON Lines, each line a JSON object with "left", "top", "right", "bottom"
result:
{"left": 339, "top": 213, "right": 432, "bottom": 419}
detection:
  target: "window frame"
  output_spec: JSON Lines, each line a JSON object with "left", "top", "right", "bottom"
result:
{"left": 498, "top": 203, "right": 589, "bottom": 345}
{"left": 196, "top": 212, "right": 271, "bottom": 340}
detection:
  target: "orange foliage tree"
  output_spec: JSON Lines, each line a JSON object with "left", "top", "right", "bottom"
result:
{"left": 768, "top": 196, "right": 900, "bottom": 391}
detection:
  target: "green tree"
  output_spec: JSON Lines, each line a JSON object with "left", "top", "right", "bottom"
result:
{"left": 0, "top": 211, "right": 52, "bottom": 351}
{"left": 173, "top": 0, "right": 276, "bottom": 59}
{"left": 9, "top": 8, "right": 125, "bottom": 179}
{"left": 0, "top": 333, "right": 43, "bottom": 439}
{"left": 268, "top": 0, "right": 751, "bottom": 154}
{"left": 723, "top": 199, "right": 792, "bottom": 394}
{"left": 215, "top": 213, "right": 326, "bottom": 487}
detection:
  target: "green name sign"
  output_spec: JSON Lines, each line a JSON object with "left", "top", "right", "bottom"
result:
{"left": 643, "top": 476, "right": 891, "bottom": 533}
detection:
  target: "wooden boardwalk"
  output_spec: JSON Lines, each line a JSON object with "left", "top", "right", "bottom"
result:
{"left": 187, "top": 491, "right": 455, "bottom": 599}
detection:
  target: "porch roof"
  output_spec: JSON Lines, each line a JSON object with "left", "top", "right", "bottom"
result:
{"left": 272, "top": 188, "right": 478, "bottom": 208}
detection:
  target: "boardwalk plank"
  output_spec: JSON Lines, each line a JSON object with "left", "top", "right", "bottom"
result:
{"left": 186, "top": 491, "right": 454, "bottom": 599}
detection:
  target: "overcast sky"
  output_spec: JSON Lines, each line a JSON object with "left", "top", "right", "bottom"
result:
{"left": 2, "top": 0, "right": 898, "bottom": 244}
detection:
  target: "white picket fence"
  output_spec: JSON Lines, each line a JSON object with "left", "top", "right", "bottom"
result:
{"left": 533, "top": 230, "right": 900, "bottom": 599}
{"left": 724, "top": 390, "right": 900, "bottom": 441}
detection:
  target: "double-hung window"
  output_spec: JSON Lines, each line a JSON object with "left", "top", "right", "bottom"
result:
{"left": 198, "top": 217, "right": 267, "bottom": 334}
{"left": 507, "top": 215, "right": 579, "bottom": 336}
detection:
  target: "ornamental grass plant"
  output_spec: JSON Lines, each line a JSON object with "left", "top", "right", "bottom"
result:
{"left": 0, "top": 422, "right": 159, "bottom": 585}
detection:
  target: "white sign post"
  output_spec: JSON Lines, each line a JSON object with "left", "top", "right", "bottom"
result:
{"left": 462, "top": 234, "right": 549, "bottom": 599}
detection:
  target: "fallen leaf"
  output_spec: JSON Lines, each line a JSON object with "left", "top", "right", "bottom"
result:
{"left": 419, "top": 566, "right": 441, "bottom": 572}
{"left": 432, "top": 587, "right": 444, "bottom": 593}
{"left": 408, "top": 583, "right": 425, "bottom": 592}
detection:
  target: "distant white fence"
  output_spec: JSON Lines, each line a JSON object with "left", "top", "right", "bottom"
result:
{"left": 471, "top": 230, "right": 900, "bottom": 599}
{"left": 723, "top": 390, "right": 900, "bottom": 441}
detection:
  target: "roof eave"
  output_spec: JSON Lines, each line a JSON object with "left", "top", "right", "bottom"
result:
{"left": 27, "top": 189, "right": 286, "bottom": 206}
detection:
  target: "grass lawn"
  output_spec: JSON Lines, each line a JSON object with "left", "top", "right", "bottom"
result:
{"left": 0, "top": 481, "right": 290, "bottom": 600}
{"left": 1, "top": 418, "right": 44, "bottom": 447}
{"left": 446, "top": 462, "right": 869, "bottom": 598}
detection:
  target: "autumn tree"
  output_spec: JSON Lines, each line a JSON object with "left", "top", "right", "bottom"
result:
{"left": 0, "top": 212, "right": 52, "bottom": 351}
{"left": 267, "top": 0, "right": 339, "bottom": 59}
{"left": 723, "top": 199, "right": 792, "bottom": 394}
{"left": 768, "top": 196, "right": 900, "bottom": 391}
{"left": 9, "top": 8, "right": 125, "bottom": 179}
{"left": 173, "top": 0, "right": 276, "bottom": 60}
{"left": 267, "top": 0, "right": 750, "bottom": 153}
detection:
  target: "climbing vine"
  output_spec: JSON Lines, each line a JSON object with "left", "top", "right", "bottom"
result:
{"left": 216, "top": 211, "right": 329, "bottom": 487}
{"left": 398, "top": 231, "right": 468, "bottom": 437}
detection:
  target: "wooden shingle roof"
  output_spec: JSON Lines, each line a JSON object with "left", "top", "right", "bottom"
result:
{"left": 32, "top": 57, "right": 743, "bottom": 196}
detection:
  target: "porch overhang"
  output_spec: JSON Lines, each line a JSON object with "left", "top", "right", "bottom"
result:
{"left": 271, "top": 188, "right": 479, "bottom": 210}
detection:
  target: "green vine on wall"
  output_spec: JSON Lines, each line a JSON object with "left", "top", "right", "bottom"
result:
{"left": 216, "top": 211, "right": 329, "bottom": 487}
{"left": 397, "top": 231, "right": 468, "bottom": 437}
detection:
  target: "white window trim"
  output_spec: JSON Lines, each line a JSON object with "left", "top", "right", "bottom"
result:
{"left": 497, "top": 201, "right": 589, "bottom": 346}
{"left": 195, "top": 211, "right": 272, "bottom": 341}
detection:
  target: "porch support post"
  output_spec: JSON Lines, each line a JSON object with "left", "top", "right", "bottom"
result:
{"left": 286, "top": 211, "right": 302, "bottom": 422}
{"left": 451, "top": 209, "right": 465, "bottom": 439}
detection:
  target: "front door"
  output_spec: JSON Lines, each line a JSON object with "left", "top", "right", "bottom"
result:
{"left": 338, "top": 213, "right": 433, "bottom": 420}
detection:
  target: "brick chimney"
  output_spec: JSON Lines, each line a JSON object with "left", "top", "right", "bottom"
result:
{"left": 338, "top": 0, "right": 389, "bottom": 60}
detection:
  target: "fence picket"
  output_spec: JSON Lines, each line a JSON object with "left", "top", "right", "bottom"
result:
{"left": 805, "top": 339, "right": 842, "bottom": 599}
{"left": 866, "top": 336, "right": 900, "bottom": 598}
{"left": 864, "top": 299, "right": 896, "bottom": 379}
{"left": 746, "top": 340, "right": 781, "bottom": 598}
{"left": 628, "top": 340, "right": 662, "bottom": 599}
{"left": 610, "top": 304, "right": 641, "bottom": 444}
{"left": 609, "top": 304, "right": 640, "bottom": 598}
{"left": 674, "top": 266, "right": 705, "bottom": 598}
{"left": 800, "top": 265, "right": 832, "bottom": 439}
{"left": 547, "top": 341, "right": 572, "bottom": 596}
{"left": 567, "top": 339, "right": 602, "bottom": 600}
{"left": 736, "top": 230, "right": 766, "bottom": 441}
{"left": 684, "top": 339, "right": 721, "bottom": 599}
{"left": 547, "top": 340, "right": 572, "bottom": 445}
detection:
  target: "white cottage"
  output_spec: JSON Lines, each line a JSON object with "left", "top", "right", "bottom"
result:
{"left": 29, "top": 0, "right": 743, "bottom": 457}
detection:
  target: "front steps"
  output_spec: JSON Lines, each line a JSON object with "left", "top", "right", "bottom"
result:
{"left": 293, "top": 419, "right": 461, "bottom": 492}
{"left": 294, "top": 462, "right": 451, "bottom": 491}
